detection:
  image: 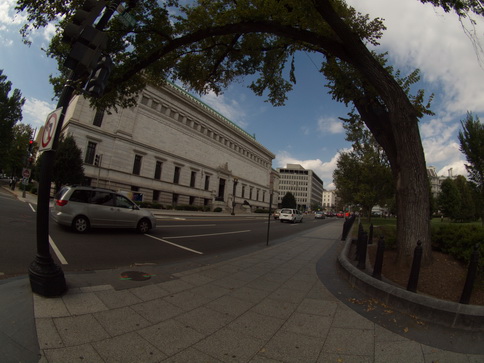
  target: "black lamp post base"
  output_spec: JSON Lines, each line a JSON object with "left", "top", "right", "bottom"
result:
{"left": 29, "top": 259, "right": 67, "bottom": 297}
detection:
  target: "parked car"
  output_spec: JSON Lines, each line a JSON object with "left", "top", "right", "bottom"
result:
{"left": 314, "top": 211, "right": 325, "bottom": 219}
{"left": 52, "top": 186, "right": 157, "bottom": 233}
{"left": 336, "top": 212, "right": 345, "bottom": 218}
{"left": 279, "top": 208, "right": 303, "bottom": 223}
{"left": 273, "top": 209, "right": 282, "bottom": 219}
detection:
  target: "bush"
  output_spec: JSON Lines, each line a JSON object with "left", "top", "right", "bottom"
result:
{"left": 254, "top": 208, "right": 269, "bottom": 213}
{"left": 431, "top": 224, "right": 484, "bottom": 266}
{"left": 175, "top": 205, "right": 200, "bottom": 211}
{"left": 213, "top": 207, "right": 223, "bottom": 212}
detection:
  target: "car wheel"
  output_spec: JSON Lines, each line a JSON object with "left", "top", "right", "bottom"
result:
{"left": 137, "top": 218, "right": 151, "bottom": 233}
{"left": 280, "top": 220, "right": 284, "bottom": 223}
{"left": 72, "top": 216, "right": 89, "bottom": 233}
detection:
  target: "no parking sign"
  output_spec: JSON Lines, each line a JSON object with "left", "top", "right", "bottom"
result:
{"left": 39, "top": 107, "right": 63, "bottom": 152}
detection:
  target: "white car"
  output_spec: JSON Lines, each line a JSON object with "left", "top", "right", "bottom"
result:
{"left": 52, "top": 186, "right": 157, "bottom": 233}
{"left": 279, "top": 208, "right": 303, "bottom": 223}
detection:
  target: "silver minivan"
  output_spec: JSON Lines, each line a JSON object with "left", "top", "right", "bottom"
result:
{"left": 52, "top": 186, "right": 157, "bottom": 233}
{"left": 279, "top": 208, "right": 303, "bottom": 223}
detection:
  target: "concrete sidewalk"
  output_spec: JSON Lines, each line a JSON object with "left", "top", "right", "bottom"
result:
{"left": 30, "top": 223, "right": 483, "bottom": 362}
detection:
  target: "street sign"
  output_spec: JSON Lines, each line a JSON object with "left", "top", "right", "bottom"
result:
{"left": 39, "top": 107, "right": 63, "bottom": 152}
{"left": 22, "top": 177, "right": 29, "bottom": 186}
{"left": 22, "top": 168, "right": 31, "bottom": 179}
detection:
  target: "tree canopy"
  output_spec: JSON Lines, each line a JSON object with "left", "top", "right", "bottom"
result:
{"left": 281, "top": 192, "right": 297, "bottom": 209}
{"left": 458, "top": 112, "right": 484, "bottom": 223}
{"left": 0, "top": 70, "right": 25, "bottom": 174}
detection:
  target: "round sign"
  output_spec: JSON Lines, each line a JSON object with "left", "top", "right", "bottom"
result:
{"left": 42, "top": 112, "right": 58, "bottom": 148}
{"left": 22, "top": 169, "right": 30, "bottom": 178}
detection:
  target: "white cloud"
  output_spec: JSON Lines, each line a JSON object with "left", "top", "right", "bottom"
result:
{"left": 317, "top": 116, "right": 344, "bottom": 134}
{"left": 22, "top": 97, "right": 56, "bottom": 127}
{"left": 199, "top": 90, "right": 249, "bottom": 129}
{"left": 437, "top": 161, "right": 467, "bottom": 178}
{"left": 0, "top": 0, "right": 27, "bottom": 26}
{"left": 348, "top": 0, "right": 484, "bottom": 116}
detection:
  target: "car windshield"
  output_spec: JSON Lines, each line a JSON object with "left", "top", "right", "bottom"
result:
{"left": 281, "top": 209, "right": 292, "bottom": 213}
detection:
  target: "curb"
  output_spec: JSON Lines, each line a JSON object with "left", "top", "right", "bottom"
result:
{"left": 337, "top": 231, "right": 484, "bottom": 332}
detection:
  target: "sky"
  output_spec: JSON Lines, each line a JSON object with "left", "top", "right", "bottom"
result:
{"left": 1, "top": 0, "right": 484, "bottom": 190}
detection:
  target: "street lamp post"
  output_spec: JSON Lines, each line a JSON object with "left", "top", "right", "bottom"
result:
{"left": 28, "top": 1, "right": 123, "bottom": 297}
{"left": 231, "top": 178, "right": 238, "bottom": 215}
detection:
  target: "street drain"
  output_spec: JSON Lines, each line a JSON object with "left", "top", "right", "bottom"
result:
{"left": 120, "top": 271, "right": 155, "bottom": 281}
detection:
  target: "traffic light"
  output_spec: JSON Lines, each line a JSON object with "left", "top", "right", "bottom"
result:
{"left": 63, "top": 1, "right": 107, "bottom": 76}
{"left": 94, "top": 154, "right": 100, "bottom": 166}
{"left": 64, "top": 26, "right": 107, "bottom": 74}
{"left": 85, "top": 55, "right": 114, "bottom": 97}
{"left": 28, "top": 139, "right": 34, "bottom": 152}
{"left": 63, "top": 0, "right": 106, "bottom": 44}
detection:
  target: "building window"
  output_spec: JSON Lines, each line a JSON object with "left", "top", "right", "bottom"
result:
{"left": 204, "top": 175, "right": 210, "bottom": 190}
{"left": 153, "top": 190, "right": 160, "bottom": 202}
{"left": 154, "top": 161, "right": 162, "bottom": 180}
{"left": 190, "top": 171, "right": 196, "bottom": 188}
{"left": 93, "top": 108, "right": 104, "bottom": 127}
{"left": 132, "top": 155, "right": 142, "bottom": 175}
{"left": 217, "top": 178, "right": 225, "bottom": 201}
{"left": 189, "top": 196, "right": 195, "bottom": 205}
{"left": 172, "top": 193, "right": 179, "bottom": 205}
{"left": 242, "top": 185, "right": 246, "bottom": 198}
{"left": 85, "top": 141, "right": 96, "bottom": 164}
{"left": 173, "top": 166, "right": 181, "bottom": 184}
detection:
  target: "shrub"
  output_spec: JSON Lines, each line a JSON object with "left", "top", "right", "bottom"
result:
{"left": 175, "top": 205, "right": 199, "bottom": 211}
{"left": 151, "top": 202, "right": 162, "bottom": 209}
{"left": 213, "top": 207, "right": 223, "bottom": 212}
{"left": 431, "top": 224, "right": 484, "bottom": 266}
{"left": 254, "top": 208, "right": 269, "bottom": 213}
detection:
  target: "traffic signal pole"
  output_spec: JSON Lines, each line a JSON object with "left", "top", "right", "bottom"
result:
{"left": 29, "top": 0, "right": 122, "bottom": 297}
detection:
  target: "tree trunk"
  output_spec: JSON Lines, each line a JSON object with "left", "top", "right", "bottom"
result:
{"left": 314, "top": 0, "right": 432, "bottom": 265}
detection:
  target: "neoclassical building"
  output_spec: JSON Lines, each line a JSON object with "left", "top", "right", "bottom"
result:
{"left": 59, "top": 82, "right": 279, "bottom": 212}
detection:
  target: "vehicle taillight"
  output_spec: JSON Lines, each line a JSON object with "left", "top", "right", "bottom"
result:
{"left": 56, "top": 199, "right": 68, "bottom": 207}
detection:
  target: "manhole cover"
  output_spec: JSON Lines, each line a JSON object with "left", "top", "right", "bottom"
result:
{"left": 120, "top": 271, "right": 153, "bottom": 281}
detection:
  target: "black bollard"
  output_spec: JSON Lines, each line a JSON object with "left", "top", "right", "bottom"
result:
{"left": 341, "top": 219, "right": 349, "bottom": 241}
{"left": 357, "top": 231, "right": 368, "bottom": 269}
{"left": 369, "top": 224, "right": 374, "bottom": 245}
{"left": 407, "top": 241, "right": 423, "bottom": 293}
{"left": 372, "top": 236, "right": 385, "bottom": 280}
{"left": 459, "top": 244, "right": 480, "bottom": 304}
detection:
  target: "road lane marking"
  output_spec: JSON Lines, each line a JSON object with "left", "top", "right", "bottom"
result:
{"left": 155, "top": 224, "right": 216, "bottom": 228}
{"left": 29, "top": 203, "right": 36, "bottom": 212}
{"left": 49, "top": 235, "right": 68, "bottom": 265}
{"left": 144, "top": 234, "right": 203, "bottom": 254}
{"left": 166, "top": 230, "right": 251, "bottom": 239}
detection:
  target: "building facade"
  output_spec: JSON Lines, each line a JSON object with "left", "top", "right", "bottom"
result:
{"left": 427, "top": 166, "right": 457, "bottom": 199}
{"left": 59, "top": 82, "right": 277, "bottom": 213}
{"left": 322, "top": 189, "right": 336, "bottom": 210}
{"left": 276, "top": 164, "right": 324, "bottom": 211}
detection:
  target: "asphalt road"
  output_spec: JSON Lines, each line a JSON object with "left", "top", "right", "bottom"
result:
{"left": 0, "top": 186, "right": 339, "bottom": 278}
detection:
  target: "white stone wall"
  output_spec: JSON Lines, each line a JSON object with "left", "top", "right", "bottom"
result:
{"left": 60, "top": 83, "right": 275, "bottom": 211}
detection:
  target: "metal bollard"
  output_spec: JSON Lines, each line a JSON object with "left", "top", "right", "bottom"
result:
{"left": 368, "top": 224, "right": 374, "bottom": 244}
{"left": 459, "top": 243, "right": 480, "bottom": 304}
{"left": 372, "top": 236, "right": 385, "bottom": 280}
{"left": 357, "top": 231, "right": 368, "bottom": 269}
{"left": 407, "top": 241, "right": 423, "bottom": 293}
{"left": 341, "top": 219, "right": 349, "bottom": 241}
